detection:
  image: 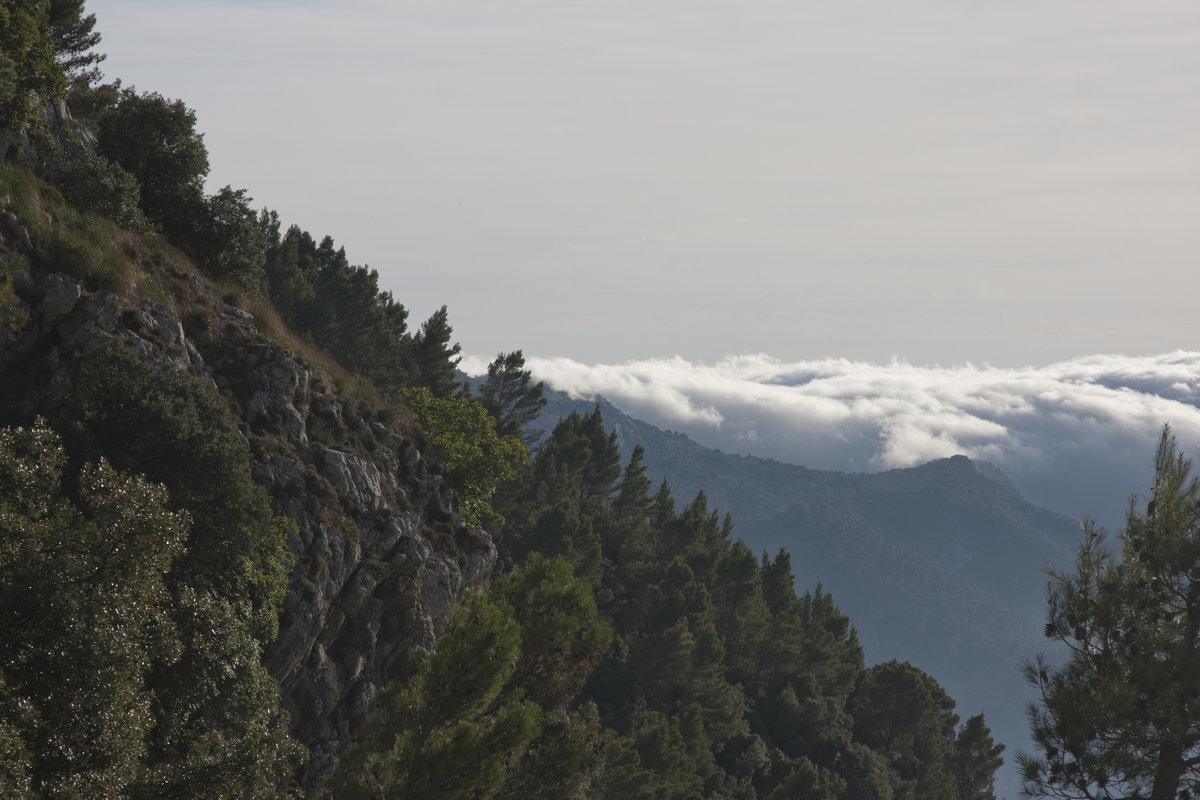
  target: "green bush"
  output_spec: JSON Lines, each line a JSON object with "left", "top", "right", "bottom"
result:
{"left": 29, "top": 122, "right": 149, "bottom": 231}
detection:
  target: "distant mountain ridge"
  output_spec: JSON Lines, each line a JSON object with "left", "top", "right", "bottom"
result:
{"left": 538, "top": 387, "right": 1082, "bottom": 800}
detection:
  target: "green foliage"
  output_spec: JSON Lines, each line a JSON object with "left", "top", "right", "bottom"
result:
{"left": 192, "top": 184, "right": 267, "bottom": 288}
{"left": 485, "top": 406, "right": 996, "bottom": 798}
{"left": 765, "top": 759, "right": 835, "bottom": 800}
{"left": 339, "top": 555, "right": 607, "bottom": 800}
{"left": 257, "top": 216, "right": 468, "bottom": 401}
{"left": 951, "top": 714, "right": 1004, "bottom": 800}
{"left": 46, "top": 0, "right": 104, "bottom": 87}
{"left": 48, "top": 341, "right": 291, "bottom": 637}
{"left": 491, "top": 554, "right": 613, "bottom": 712}
{"left": 0, "top": 159, "right": 160, "bottom": 301}
{"left": 341, "top": 591, "right": 538, "bottom": 800}
{"left": 0, "top": 670, "right": 33, "bottom": 799}
{"left": 0, "top": 420, "right": 186, "bottom": 797}
{"left": 848, "top": 660, "right": 958, "bottom": 800}
{"left": 94, "top": 88, "right": 208, "bottom": 244}
{"left": 402, "top": 385, "right": 529, "bottom": 528}
{"left": 0, "top": 252, "right": 29, "bottom": 336}
{"left": 0, "top": 1, "right": 65, "bottom": 129}
{"left": 262, "top": 221, "right": 417, "bottom": 390}
{"left": 62, "top": 74, "right": 118, "bottom": 130}
{"left": 493, "top": 702, "right": 608, "bottom": 800}
{"left": 28, "top": 120, "right": 148, "bottom": 229}
{"left": 40, "top": 341, "right": 301, "bottom": 796}
{"left": 88, "top": 88, "right": 265, "bottom": 285}
{"left": 477, "top": 350, "right": 546, "bottom": 444}
{"left": 0, "top": 47, "right": 21, "bottom": 139}
{"left": 413, "top": 304, "right": 462, "bottom": 397}
{"left": 1019, "top": 426, "right": 1200, "bottom": 800}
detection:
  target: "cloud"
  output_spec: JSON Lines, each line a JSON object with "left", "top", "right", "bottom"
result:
{"left": 522, "top": 351, "right": 1200, "bottom": 528}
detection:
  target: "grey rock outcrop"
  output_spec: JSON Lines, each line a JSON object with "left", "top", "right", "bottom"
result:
{"left": 0, "top": 212, "right": 494, "bottom": 795}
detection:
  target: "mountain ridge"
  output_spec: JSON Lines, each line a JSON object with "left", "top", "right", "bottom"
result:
{"left": 536, "top": 387, "right": 1081, "bottom": 799}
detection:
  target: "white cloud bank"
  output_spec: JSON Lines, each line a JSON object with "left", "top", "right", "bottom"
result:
{"left": 508, "top": 351, "right": 1200, "bottom": 528}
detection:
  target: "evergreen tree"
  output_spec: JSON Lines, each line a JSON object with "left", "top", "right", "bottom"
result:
{"left": 477, "top": 350, "right": 546, "bottom": 444}
{"left": 339, "top": 556, "right": 608, "bottom": 800}
{"left": 765, "top": 759, "right": 835, "bottom": 800}
{"left": 261, "top": 223, "right": 417, "bottom": 389}
{"left": 1020, "top": 426, "right": 1200, "bottom": 800}
{"left": 849, "top": 660, "right": 958, "bottom": 800}
{"left": 577, "top": 406, "right": 621, "bottom": 513}
{"left": 614, "top": 445, "right": 653, "bottom": 525}
{"left": 47, "top": 0, "right": 104, "bottom": 86}
{"left": 402, "top": 386, "right": 529, "bottom": 528}
{"left": 414, "top": 305, "right": 462, "bottom": 397}
{"left": 338, "top": 590, "right": 538, "bottom": 800}
{"left": 951, "top": 714, "right": 1004, "bottom": 800}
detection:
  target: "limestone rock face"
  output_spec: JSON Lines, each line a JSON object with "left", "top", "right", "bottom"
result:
{"left": 0, "top": 230, "right": 494, "bottom": 795}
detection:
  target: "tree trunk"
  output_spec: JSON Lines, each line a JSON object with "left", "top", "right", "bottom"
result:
{"left": 1150, "top": 736, "right": 1183, "bottom": 800}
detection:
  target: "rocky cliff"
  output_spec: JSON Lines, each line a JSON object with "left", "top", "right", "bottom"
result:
{"left": 0, "top": 204, "right": 494, "bottom": 793}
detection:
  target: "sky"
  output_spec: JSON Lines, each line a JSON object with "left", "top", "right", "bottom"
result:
{"left": 88, "top": 1, "right": 1200, "bottom": 517}
{"left": 90, "top": 0, "right": 1200, "bottom": 366}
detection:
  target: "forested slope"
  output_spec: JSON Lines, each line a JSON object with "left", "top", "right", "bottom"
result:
{"left": 1, "top": 4, "right": 1004, "bottom": 798}
{"left": 538, "top": 389, "right": 1081, "bottom": 797}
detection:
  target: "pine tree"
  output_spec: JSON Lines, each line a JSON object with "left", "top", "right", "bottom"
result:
{"left": 414, "top": 305, "right": 463, "bottom": 397}
{"left": 614, "top": 445, "right": 653, "bottom": 525}
{"left": 478, "top": 350, "right": 546, "bottom": 444}
{"left": 1019, "top": 426, "right": 1200, "bottom": 800}
{"left": 47, "top": 0, "right": 104, "bottom": 86}
{"left": 849, "top": 660, "right": 958, "bottom": 800}
{"left": 951, "top": 714, "right": 1004, "bottom": 800}
{"left": 337, "top": 590, "right": 538, "bottom": 800}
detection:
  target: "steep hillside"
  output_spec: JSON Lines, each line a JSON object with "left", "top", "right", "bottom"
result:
{"left": 0, "top": 187, "right": 492, "bottom": 793}
{"left": 0, "top": 12, "right": 1015, "bottom": 790}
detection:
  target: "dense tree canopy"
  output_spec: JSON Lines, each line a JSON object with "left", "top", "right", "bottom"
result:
{"left": 401, "top": 405, "right": 1005, "bottom": 800}
{"left": 337, "top": 555, "right": 610, "bottom": 800}
{"left": 36, "top": 343, "right": 301, "bottom": 797}
{"left": 0, "top": 421, "right": 186, "bottom": 798}
{"left": 94, "top": 88, "right": 209, "bottom": 243}
{"left": 402, "top": 385, "right": 529, "bottom": 528}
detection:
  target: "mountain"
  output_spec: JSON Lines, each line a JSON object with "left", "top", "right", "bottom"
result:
{"left": 0, "top": 17, "right": 1034, "bottom": 790}
{"left": 538, "top": 389, "right": 1082, "bottom": 798}
{"left": 0, "top": 212, "right": 494, "bottom": 792}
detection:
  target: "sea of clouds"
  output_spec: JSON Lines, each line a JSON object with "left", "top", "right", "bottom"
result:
{"left": 497, "top": 351, "right": 1200, "bottom": 529}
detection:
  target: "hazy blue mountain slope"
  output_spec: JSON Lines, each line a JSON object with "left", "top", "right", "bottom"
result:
{"left": 540, "top": 393, "right": 1078, "bottom": 585}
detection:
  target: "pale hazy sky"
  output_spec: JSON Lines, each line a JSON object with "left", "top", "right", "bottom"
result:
{"left": 89, "top": 0, "right": 1200, "bottom": 368}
